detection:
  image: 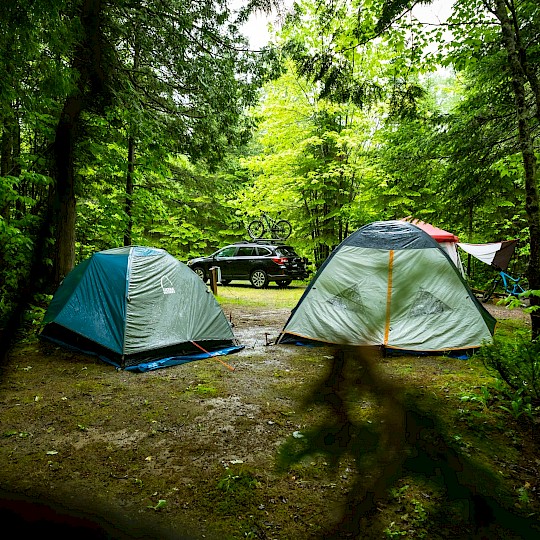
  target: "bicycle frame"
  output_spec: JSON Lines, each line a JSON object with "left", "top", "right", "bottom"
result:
{"left": 499, "top": 270, "right": 525, "bottom": 296}
{"left": 260, "top": 213, "right": 275, "bottom": 231}
{"left": 482, "top": 269, "right": 526, "bottom": 302}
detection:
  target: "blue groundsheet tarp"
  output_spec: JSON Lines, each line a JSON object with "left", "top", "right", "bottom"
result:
{"left": 124, "top": 345, "right": 245, "bottom": 372}
{"left": 42, "top": 334, "right": 244, "bottom": 372}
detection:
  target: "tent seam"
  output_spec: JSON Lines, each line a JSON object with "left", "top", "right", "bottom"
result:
{"left": 123, "top": 246, "right": 135, "bottom": 359}
{"left": 383, "top": 250, "right": 394, "bottom": 346}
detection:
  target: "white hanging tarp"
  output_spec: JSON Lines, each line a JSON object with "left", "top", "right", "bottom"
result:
{"left": 457, "top": 240, "right": 518, "bottom": 270}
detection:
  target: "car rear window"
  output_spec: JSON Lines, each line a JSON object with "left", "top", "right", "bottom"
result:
{"left": 256, "top": 247, "right": 272, "bottom": 256}
{"left": 276, "top": 246, "right": 298, "bottom": 257}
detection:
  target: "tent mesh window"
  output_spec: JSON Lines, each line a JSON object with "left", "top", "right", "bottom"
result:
{"left": 408, "top": 289, "right": 450, "bottom": 317}
{"left": 327, "top": 284, "right": 365, "bottom": 311}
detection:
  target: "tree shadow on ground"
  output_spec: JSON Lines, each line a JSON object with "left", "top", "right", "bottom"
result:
{"left": 276, "top": 346, "right": 540, "bottom": 539}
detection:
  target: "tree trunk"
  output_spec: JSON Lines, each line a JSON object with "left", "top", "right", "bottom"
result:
{"left": 52, "top": 96, "right": 81, "bottom": 284}
{"left": 494, "top": 0, "right": 540, "bottom": 338}
{"left": 50, "top": 0, "right": 104, "bottom": 287}
{"left": 124, "top": 38, "right": 139, "bottom": 247}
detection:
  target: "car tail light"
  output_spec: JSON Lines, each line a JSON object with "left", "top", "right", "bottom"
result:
{"left": 272, "top": 257, "right": 288, "bottom": 264}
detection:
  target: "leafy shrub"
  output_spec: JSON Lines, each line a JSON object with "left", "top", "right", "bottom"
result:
{"left": 476, "top": 336, "right": 540, "bottom": 405}
{"left": 0, "top": 221, "right": 37, "bottom": 325}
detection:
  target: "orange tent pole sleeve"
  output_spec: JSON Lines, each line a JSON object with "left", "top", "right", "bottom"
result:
{"left": 384, "top": 250, "right": 394, "bottom": 346}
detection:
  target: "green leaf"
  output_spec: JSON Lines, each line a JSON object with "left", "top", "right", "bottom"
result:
{"left": 147, "top": 499, "right": 167, "bottom": 510}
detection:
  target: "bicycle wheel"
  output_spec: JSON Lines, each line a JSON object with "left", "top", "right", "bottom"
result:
{"left": 247, "top": 219, "right": 265, "bottom": 239}
{"left": 482, "top": 278, "right": 500, "bottom": 303}
{"left": 272, "top": 219, "right": 292, "bottom": 240}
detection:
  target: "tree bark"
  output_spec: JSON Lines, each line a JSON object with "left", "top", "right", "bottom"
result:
{"left": 52, "top": 96, "right": 81, "bottom": 284}
{"left": 51, "top": 0, "right": 104, "bottom": 286}
{"left": 493, "top": 0, "right": 540, "bottom": 338}
{"left": 124, "top": 38, "right": 139, "bottom": 247}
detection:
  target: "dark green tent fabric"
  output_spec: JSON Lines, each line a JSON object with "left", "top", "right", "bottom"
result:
{"left": 44, "top": 253, "right": 128, "bottom": 354}
{"left": 41, "top": 246, "right": 240, "bottom": 369}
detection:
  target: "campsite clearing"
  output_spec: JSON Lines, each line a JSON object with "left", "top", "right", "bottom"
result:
{"left": 0, "top": 284, "right": 538, "bottom": 539}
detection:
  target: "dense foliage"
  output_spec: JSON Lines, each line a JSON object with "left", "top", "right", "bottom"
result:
{"left": 0, "top": 0, "right": 273, "bottom": 321}
{"left": 478, "top": 335, "right": 540, "bottom": 406}
{"left": 236, "top": 0, "right": 537, "bottom": 281}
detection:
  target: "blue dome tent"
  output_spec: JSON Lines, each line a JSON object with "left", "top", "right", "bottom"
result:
{"left": 40, "top": 246, "right": 242, "bottom": 371}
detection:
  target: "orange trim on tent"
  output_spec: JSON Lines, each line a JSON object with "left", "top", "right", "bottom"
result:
{"left": 384, "top": 250, "right": 394, "bottom": 346}
{"left": 384, "top": 344, "right": 485, "bottom": 351}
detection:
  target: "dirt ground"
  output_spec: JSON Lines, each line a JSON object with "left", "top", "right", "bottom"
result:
{"left": 0, "top": 286, "right": 539, "bottom": 539}
{"left": 482, "top": 299, "right": 531, "bottom": 324}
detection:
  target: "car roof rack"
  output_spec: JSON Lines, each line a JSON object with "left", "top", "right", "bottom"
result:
{"left": 233, "top": 238, "right": 288, "bottom": 245}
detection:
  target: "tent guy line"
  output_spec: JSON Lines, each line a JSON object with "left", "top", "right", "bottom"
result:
{"left": 190, "top": 340, "right": 236, "bottom": 371}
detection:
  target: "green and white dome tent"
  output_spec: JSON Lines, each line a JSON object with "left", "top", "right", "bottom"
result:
{"left": 277, "top": 220, "right": 496, "bottom": 354}
{"left": 41, "top": 246, "right": 242, "bottom": 371}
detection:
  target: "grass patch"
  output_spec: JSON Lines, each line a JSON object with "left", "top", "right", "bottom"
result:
{"left": 193, "top": 383, "right": 218, "bottom": 396}
{"left": 205, "top": 466, "right": 261, "bottom": 516}
{"left": 216, "top": 282, "right": 306, "bottom": 308}
{"left": 493, "top": 317, "right": 531, "bottom": 340}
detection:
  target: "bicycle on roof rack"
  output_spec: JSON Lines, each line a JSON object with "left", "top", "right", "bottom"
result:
{"left": 247, "top": 212, "right": 292, "bottom": 241}
{"left": 482, "top": 269, "right": 527, "bottom": 302}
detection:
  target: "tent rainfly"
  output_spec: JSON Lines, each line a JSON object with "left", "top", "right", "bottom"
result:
{"left": 277, "top": 220, "right": 496, "bottom": 353}
{"left": 40, "top": 246, "right": 242, "bottom": 371}
{"left": 401, "top": 217, "right": 464, "bottom": 275}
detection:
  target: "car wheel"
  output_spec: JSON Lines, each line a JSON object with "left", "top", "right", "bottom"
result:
{"left": 250, "top": 269, "right": 269, "bottom": 289}
{"left": 276, "top": 279, "right": 292, "bottom": 288}
{"left": 193, "top": 266, "right": 207, "bottom": 282}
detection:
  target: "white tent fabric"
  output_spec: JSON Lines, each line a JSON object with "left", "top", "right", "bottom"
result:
{"left": 440, "top": 241, "right": 465, "bottom": 276}
{"left": 401, "top": 218, "right": 465, "bottom": 276}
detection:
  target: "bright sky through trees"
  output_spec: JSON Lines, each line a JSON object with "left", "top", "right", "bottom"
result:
{"left": 240, "top": 0, "right": 452, "bottom": 49}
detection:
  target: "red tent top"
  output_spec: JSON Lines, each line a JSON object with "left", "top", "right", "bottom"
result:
{"left": 401, "top": 217, "right": 459, "bottom": 243}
